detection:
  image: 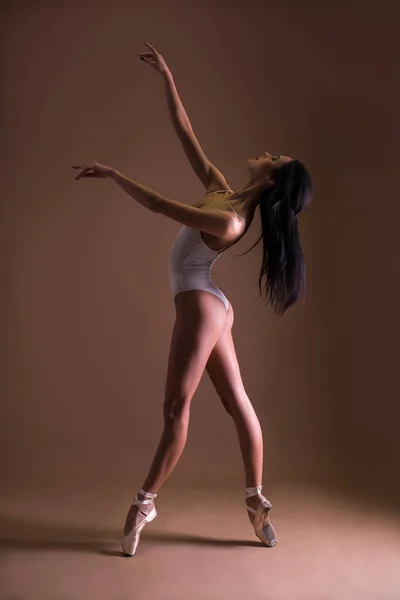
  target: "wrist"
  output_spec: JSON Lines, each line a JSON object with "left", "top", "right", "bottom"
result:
{"left": 109, "top": 168, "right": 120, "bottom": 179}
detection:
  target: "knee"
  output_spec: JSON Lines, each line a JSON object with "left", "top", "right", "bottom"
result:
{"left": 163, "top": 394, "right": 191, "bottom": 428}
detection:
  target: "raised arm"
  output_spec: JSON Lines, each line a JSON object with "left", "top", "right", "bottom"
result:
{"left": 163, "top": 71, "right": 230, "bottom": 192}
{"left": 138, "top": 43, "right": 230, "bottom": 193}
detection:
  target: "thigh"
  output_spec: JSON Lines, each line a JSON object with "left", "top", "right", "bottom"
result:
{"left": 165, "top": 291, "right": 229, "bottom": 408}
{"left": 205, "top": 306, "right": 247, "bottom": 411}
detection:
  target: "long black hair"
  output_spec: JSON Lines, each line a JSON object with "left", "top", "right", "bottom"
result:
{"left": 238, "top": 159, "right": 313, "bottom": 317}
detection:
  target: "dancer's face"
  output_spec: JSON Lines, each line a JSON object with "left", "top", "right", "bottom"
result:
{"left": 247, "top": 152, "right": 293, "bottom": 185}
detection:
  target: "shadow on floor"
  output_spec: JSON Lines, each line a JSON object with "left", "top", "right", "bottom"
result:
{"left": 0, "top": 515, "right": 263, "bottom": 556}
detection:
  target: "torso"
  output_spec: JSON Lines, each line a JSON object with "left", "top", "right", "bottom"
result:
{"left": 191, "top": 189, "right": 247, "bottom": 253}
{"left": 169, "top": 189, "right": 249, "bottom": 312}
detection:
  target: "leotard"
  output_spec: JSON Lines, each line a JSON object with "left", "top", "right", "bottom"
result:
{"left": 169, "top": 190, "right": 244, "bottom": 311}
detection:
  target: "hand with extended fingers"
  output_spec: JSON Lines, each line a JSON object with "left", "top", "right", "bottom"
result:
{"left": 137, "top": 41, "right": 171, "bottom": 77}
{"left": 72, "top": 161, "right": 115, "bottom": 180}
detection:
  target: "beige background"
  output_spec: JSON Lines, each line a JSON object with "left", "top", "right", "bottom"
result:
{"left": 1, "top": 2, "right": 399, "bottom": 598}
{"left": 1, "top": 0, "right": 399, "bottom": 505}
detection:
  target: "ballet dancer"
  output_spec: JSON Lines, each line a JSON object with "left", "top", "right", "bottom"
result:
{"left": 72, "top": 41, "right": 313, "bottom": 555}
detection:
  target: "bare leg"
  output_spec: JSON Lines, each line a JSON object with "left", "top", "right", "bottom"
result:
{"left": 141, "top": 386, "right": 264, "bottom": 497}
{"left": 124, "top": 291, "right": 229, "bottom": 536}
{"left": 124, "top": 416, "right": 189, "bottom": 536}
{"left": 229, "top": 398, "right": 266, "bottom": 518}
{"left": 204, "top": 303, "right": 268, "bottom": 520}
{"left": 230, "top": 394, "right": 264, "bottom": 488}
{"left": 142, "top": 411, "right": 190, "bottom": 494}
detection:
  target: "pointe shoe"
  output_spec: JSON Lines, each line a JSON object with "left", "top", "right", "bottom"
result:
{"left": 122, "top": 488, "right": 158, "bottom": 556}
{"left": 245, "top": 485, "right": 278, "bottom": 547}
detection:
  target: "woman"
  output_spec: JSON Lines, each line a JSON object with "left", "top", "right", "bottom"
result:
{"left": 72, "top": 42, "right": 313, "bottom": 556}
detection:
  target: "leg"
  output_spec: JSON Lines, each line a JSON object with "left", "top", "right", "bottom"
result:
{"left": 124, "top": 291, "right": 228, "bottom": 536}
{"left": 204, "top": 304, "right": 278, "bottom": 546}
{"left": 205, "top": 302, "right": 264, "bottom": 492}
{"left": 142, "top": 292, "right": 229, "bottom": 492}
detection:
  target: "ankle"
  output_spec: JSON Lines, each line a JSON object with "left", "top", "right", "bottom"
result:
{"left": 245, "top": 485, "right": 263, "bottom": 499}
{"left": 137, "top": 487, "right": 158, "bottom": 502}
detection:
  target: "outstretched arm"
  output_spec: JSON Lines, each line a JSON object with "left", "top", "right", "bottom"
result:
{"left": 109, "top": 168, "right": 237, "bottom": 238}
{"left": 72, "top": 162, "right": 238, "bottom": 239}
{"left": 138, "top": 42, "right": 230, "bottom": 192}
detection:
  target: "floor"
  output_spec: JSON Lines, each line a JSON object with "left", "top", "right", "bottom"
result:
{"left": 1, "top": 481, "right": 399, "bottom": 600}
